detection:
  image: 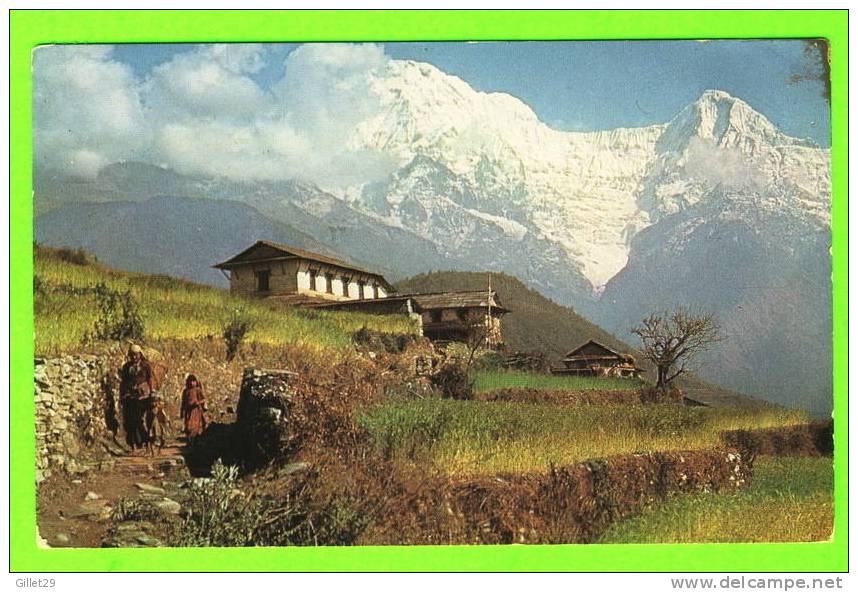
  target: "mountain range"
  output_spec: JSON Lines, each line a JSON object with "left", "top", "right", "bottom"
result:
{"left": 33, "top": 58, "right": 832, "bottom": 414}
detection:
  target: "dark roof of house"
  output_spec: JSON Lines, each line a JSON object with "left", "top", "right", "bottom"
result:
{"left": 213, "top": 240, "right": 393, "bottom": 289}
{"left": 398, "top": 290, "right": 510, "bottom": 314}
{"left": 302, "top": 295, "right": 421, "bottom": 312}
{"left": 564, "top": 339, "right": 633, "bottom": 361}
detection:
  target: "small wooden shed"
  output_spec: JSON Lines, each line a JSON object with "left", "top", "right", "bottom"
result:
{"left": 553, "top": 340, "right": 642, "bottom": 378}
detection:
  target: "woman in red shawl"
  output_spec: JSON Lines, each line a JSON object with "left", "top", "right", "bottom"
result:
{"left": 180, "top": 374, "right": 207, "bottom": 441}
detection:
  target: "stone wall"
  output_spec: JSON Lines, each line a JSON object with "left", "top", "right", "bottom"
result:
{"left": 721, "top": 420, "right": 834, "bottom": 457}
{"left": 370, "top": 447, "right": 755, "bottom": 545}
{"left": 34, "top": 355, "right": 117, "bottom": 482}
{"left": 234, "top": 368, "right": 298, "bottom": 470}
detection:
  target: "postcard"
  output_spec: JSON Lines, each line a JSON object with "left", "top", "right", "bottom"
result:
{"left": 11, "top": 9, "right": 848, "bottom": 573}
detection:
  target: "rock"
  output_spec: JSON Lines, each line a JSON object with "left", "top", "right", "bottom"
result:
{"left": 115, "top": 521, "right": 153, "bottom": 532}
{"left": 134, "top": 534, "right": 161, "bottom": 546}
{"left": 85, "top": 491, "right": 101, "bottom": 501}
{"left": 102, "top": 523, "right": 162, "bottom": 548}
{"left": 55, "top": 533, "right": 70, "bottom": 544}
{"left": 279, "top": 462, "right": 310, "bottom": 476}
{"left": 135, "top": 483, "right": 166, "bottom": 495}
{"left": 71, "top": 500, "right": 111, "bottom": 522}
{"left": 153, "top": 498, "right": 182, "bottom": 515}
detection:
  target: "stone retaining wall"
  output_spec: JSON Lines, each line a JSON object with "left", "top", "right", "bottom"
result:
{"left": 721, "top": 421, "right": 834, "bottom": 457}
{"left": 34, "top": 356, "right": 117, "bottom": 482}
{"left": 372, "top": 447, "right": 753, "bottom": 545}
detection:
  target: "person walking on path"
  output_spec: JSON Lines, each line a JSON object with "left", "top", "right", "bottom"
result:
{"left": 118, "top": 344, "right": 155, "bottom": 454}
{"left": 180, "top": 374, "right": 208, "bottom": 442}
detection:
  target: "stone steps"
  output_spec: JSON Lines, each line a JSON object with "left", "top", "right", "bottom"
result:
{"left": 111, "top": 441, "right": 189, "bottom": 476}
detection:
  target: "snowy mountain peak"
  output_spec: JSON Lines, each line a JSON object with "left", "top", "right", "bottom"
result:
{"left": 655, "top": 89, "right": 790, "bottom": 156}
{"left": 342, "top": 61, "right": 830, "bottom": 292}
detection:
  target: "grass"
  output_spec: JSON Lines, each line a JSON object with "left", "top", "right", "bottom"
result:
{"left": 598, "top": 457, "right": 834, "bottom": 543}
{"left": 472, "top": 369, "right": 646, "bottom": 392}
{"left": 358, "top": 399, "right": 810, "bottom": 477}
{"left": 34, "top": 246, "right": 419, "bottom": 356}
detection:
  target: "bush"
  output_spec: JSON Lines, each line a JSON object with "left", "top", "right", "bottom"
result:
{"left": 430, "top": 363, "right": 473, "bottom": 400}
{"left": 171, "top": 460, "right": 265, "bottom": 547}
{"left": 471, "top": 350, "right": 504, "bottom": 371}
{"left": 90, "top": 282, "right": 145, "bottom": 341}
{"left": 112, "top": 498, "right": 163, "bottom": 522}
{"left": 223, "top": 308, "right": 253, "bottom": 361}
{"left": 353, "top": 326, "right": 418, "bottom": 353}
{"left": 52, "top": 246, "right": 95, "bottom": 266}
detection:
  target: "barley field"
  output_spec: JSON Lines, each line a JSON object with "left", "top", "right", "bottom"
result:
{"left": 358, "top": 399, "right": 810, "bottom": 476}
{"left": 34, "top": 246, "right": 419, "bottom": 356}
{"left": 598, "top": 457, "right": 834, "bottom": 543}
{"left": 472, "top": 369, "right": 647, "bottom": 392}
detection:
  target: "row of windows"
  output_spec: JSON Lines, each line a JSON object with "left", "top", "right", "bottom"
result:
{"left": 307, "top": 269, "right": 379, "bottom": 298}
{"left": 251, "top": 268, "right": 382, "bottom": 299}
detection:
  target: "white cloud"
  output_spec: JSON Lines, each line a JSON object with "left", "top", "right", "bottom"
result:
{"left": 33, "top": 45, "right": 150, "bottom": 178}
{"left": 34, "top": 42, "right": 398, "bottom": 188}
{"left": 143, "top": 44, "right": 271, "bottom": 122}
{"left": 683, "top": 136, "right": 766, "bottom": 191}
{"left": 273, "top": 43, "right": 397, "bottom": 186}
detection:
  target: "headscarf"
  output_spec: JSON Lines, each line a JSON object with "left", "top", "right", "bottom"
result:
{"left": 185, "top": 374, "right": 203, "bottom": 391}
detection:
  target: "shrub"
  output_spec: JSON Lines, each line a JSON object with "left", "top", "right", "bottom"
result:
{"left": 52, "top": 246, "right": 95, "bottom": 266}
{"left": 223, "top": 308, "right": 253, "bottom": 362}
{"left": 171, "top": 460, "right": 265, "bottom": 547}
{"left": 430, "top": 363, "right": 473, "bottom": 400}
{"left": 471, "top": 350, "right": 504, "bottom": 371}
{"left": 90, "top": 282, "right": 145, "bottom": 341}
{"left": 353, "top": 326, "right": 418, "bottom": 353}
{"left": 112, "top": 498, "right": 163, "bottom": 522}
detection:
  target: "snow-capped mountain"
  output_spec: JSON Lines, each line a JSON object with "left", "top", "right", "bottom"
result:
{"left": 346, "top": 62, "right": 829, "bottom": 294}
{"left": 34, "top": 58, "right": 832, "bottom": 412}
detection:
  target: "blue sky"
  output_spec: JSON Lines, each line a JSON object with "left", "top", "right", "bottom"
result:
{"left": 112, "top": 40, "right": 830, "bottom": 146}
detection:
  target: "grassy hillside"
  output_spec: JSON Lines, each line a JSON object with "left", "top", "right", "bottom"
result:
{"left": 34, "top": 245, "right": 418, "bottom": 356}
{"left": 396, "top": 271, "right": 631, "bottom": 361}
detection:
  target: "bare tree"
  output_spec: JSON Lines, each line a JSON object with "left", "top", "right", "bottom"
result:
{"left": 464, "top": 315, "right": 491, "bottom": 369}
{"left": 631, "top": 308, "right": 722, "bottom": 391}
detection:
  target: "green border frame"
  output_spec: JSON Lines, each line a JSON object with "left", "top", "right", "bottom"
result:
{"left": 10, "top": 9, "right": 848, "bottom": 572}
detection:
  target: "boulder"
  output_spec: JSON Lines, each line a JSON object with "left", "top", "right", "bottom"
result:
{"left": 135, "top": 483, "right": 166, "bottom": 495}
{"left": 235, "top": 368, "right": 297, "bottom": 470}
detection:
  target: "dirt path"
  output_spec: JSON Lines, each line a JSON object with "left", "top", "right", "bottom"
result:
{"left": 37, "top": 438, "right": 200, "bottom": 548}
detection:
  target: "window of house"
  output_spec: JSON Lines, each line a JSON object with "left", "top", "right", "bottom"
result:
{"left": 372, "top": 284, "right": 380, "bottom": 299}
{"left": 255, "top": 269, "right": 271, "bottom": 293}
{"left": 342, "top": 277, "right": 351, "bottom": 297}
{"left": 309, "top": 269, "right": 318, "bottom": 291}
{"left": 325, "top": 273, "right": 334, "bottom": 294}
{"left": 430, "top": 310, "right": 442, "bottom": 323}
{"left": 457, "top": 309, "right": 468, "bottom": 321}
{"left": 358, "top": 280, "right": 366, "bottom": 300}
